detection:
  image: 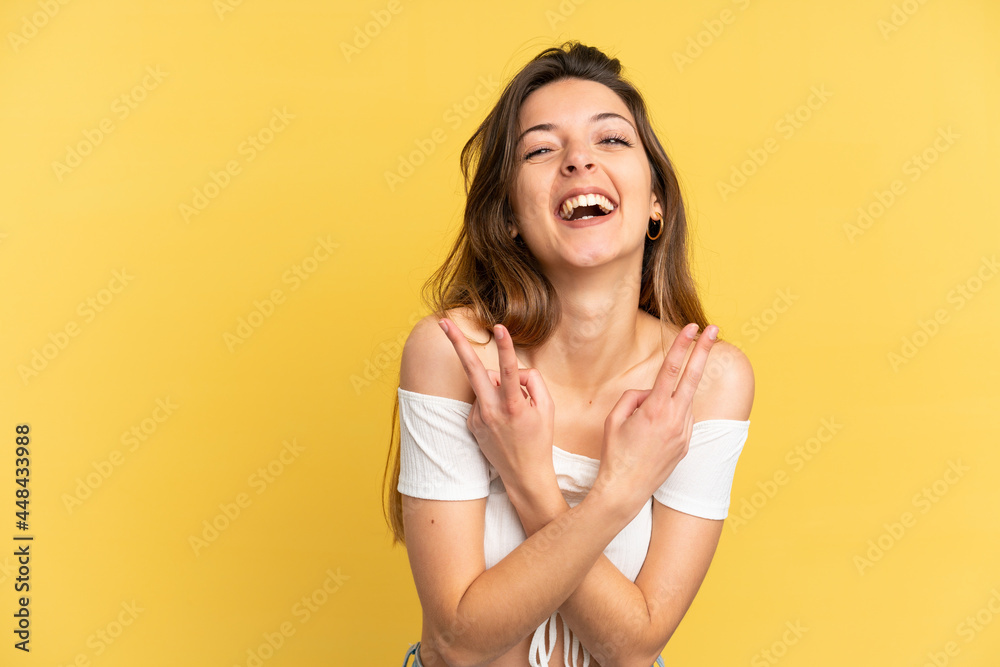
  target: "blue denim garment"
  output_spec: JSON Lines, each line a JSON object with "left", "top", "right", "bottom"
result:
{"left": 400, "top": 641, "right": 666, "bottom": 667}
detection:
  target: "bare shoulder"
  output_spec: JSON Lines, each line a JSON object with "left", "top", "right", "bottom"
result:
{"left": 643, "top": 312, "right": 754, "bottom": 422}
{"left": 398, "top": 306, "right": 488, "bottom": 403}
{"left": 697, "top": 338, "right": 755, "bottom": 422}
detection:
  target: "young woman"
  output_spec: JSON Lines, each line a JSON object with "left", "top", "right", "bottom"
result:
{"left": 383, "top": 41, "right": 754, "bottom": 667}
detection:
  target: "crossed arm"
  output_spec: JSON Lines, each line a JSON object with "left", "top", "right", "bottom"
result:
{"left": 403, "top": 483, "right": 724, "bottom": 667}
{"left": 505, "top": 475, "right": 725, "bottom": 666}
{"left": 400, "top": 314, "right": 754, "bottom": 667}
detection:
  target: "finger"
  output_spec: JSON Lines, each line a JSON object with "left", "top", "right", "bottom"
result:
{"left": 606, "top": 388, "right": 652, "bottom": 427}
{"left": 493, "top": 324, "right": 524, "bottom": 409}
{"left": 632, "top": 388, "right": 653, "bottom": 410}
{"left": 486, "top": 368, "right": 535, "bottom": 400}
{"left": 485, "top": 368, "right": 517, "bottom": 389}
{"left": 648, "top": 323, "right": 700, "bottom": 401}
{"left": 521, "top": 368, "right": 553, "bottom": 410}
{"left": 438, "top": 318, "right": 494, "bottom": 399}
{"left": 671, "top": 325, "right": 719, "bottom": 405}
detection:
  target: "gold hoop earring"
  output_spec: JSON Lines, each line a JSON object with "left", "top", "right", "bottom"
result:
{"left": 647, "top": 214, "right": 663, "bottom": 241}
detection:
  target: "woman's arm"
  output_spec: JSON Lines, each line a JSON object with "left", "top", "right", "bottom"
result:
{"left": 403, "top": 478, "right": 632, "bottom": 667}
{"left": 506, "top": 474, "right": 724, "bottom": 666}
{"left": 400, "top": 315, "right": 639, "bottom": 667}
{"left": 505, "top": 341, "right": 755, "bottom": 666}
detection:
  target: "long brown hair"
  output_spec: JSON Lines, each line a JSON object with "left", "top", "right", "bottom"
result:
{"left": 382, "top": 41, "right": 709, "bottom": 546}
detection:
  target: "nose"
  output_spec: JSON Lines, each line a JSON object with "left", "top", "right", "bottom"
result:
{"left": 561, "top": 139, "right": 596, "bottom": 174}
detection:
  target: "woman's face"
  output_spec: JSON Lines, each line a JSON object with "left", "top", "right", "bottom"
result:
{"left": 510, "top": 77, "right": 662, "bottom": 272}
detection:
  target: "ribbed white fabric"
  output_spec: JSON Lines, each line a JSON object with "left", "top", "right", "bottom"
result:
{"left": 397, "top": 387, "right": 750, "bottom": 667}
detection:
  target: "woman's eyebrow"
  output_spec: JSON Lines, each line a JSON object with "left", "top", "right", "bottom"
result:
{"left": 517, "top": 112, "right": 636, "bottom": 145}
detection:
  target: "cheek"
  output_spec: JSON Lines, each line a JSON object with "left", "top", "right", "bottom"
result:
{"left": 512, "top": 179, "right": 550, "bottom": 219}
{"left": 621, "top": 163, "right": 653, "bottom": 203}
{"left": 510, "top": 177, "right": 528, "bottom": 215}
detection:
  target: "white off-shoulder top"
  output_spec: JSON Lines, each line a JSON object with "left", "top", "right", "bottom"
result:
{"left": 397, "top": 387, "right": 750, "bottom": 667}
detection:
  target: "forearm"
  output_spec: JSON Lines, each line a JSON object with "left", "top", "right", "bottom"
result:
{"left": 432, "top": 486, "right": 631, "bottom": 667}
{"left": 509, "top": 483, "right": 666, "bottom": 667}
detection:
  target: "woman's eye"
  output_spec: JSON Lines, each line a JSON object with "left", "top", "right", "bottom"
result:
{"left": 523, "top": 134, "right": 633, "bottom": 161}
{"left": 601, "top": 134, "right": 634, "bottom": 147}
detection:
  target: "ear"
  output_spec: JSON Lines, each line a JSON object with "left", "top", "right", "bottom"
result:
{"left": 649, "top": 192, "right": 663, "bottom": 220}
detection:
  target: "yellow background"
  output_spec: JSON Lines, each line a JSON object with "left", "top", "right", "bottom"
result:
{"left": 2, "top": 0, "right": 998, "bottom": 665}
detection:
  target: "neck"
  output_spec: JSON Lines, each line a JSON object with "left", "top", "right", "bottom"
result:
{"left": 521, "top": 260, "right": 649, "bottom": 393}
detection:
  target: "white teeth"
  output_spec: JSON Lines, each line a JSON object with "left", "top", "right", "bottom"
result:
{"left": 559, "top": 193, "right": 616, "bottom": 220}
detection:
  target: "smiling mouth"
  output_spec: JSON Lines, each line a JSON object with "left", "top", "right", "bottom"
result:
{"left": 558, "top": 193, "right": 617, "bottom": 221}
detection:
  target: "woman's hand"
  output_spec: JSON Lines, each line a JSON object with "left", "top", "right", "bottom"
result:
{"left": 437, "top": 318, "right": 556, "bottom": 494}
{"left": 594, "top": 322, "right": 718, "bottom": 518}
